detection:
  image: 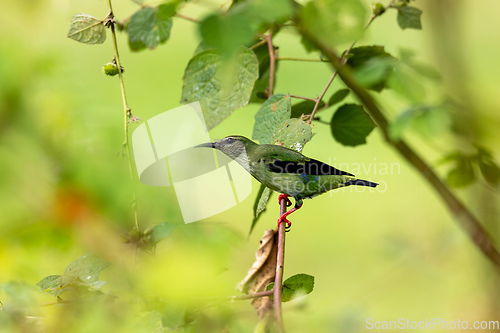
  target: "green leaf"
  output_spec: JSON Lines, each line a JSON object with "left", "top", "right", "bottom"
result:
{"left": 331, "top": 104, "right": 375, "bottom": 146}
{"left": 36, "top": 275, "right": 63, "bottom": 296}
{"left": 200, "top": 13, "right": 254, "bottom": 56}
{"left": 445, "top": 154, "right": 476, "bottom": 188}
{"left": 389, "top": 108, "right": 415, "bottom": 140}
{"left": 300, "top": 35, "right": 320, "bottom": 53}
{"left": 181, "top": 47, "right": 259, "bottom": 129}
{"left": 477, "top": 148, "right": 500, "bottom": 187}
{"left": 301, "top": 0, "right": 367, "bottom": 48}
{"left": 266, "top": 273, "right": 315, "bottom": 302}
{"left": 149, "top": 222, "right": 178, "bottom": 243}
{"left": 387, "top": 64, "right": 426, "bottom": 102}
{"left": 346, "top": 46, "right": 397, "bottom": 91}
{"left": 62, "top": 252, "right": 109, "bottom": 289}
{"left": 328, "top": 89, "right": 350, "bottom": 106}
{"left": 252, "top": 94, "right": 291, "bottom": 144}
{"left": 67, "top": 14, "right": 106, "bottom": 44}
{"left": 389, "top": 105, "right": 451, "bottom": 140}
{"left": 291, "top": 100, "right": 325, "bottom": 119}
{"left": 397, "top": 5, "right": 423, "bottom": 30}
{"left": 399, "top": 49, "right": 440, "bottom": 80}
{"left": 243, "top": 0, "right": 293, "bottom": 23}
{"left": 250, "top": 185, "right": 272, "bottom": 235}
{"left": 135, "top": 310, "right": 163, "bottom": 333}
{"left": 271, "top": 118, "right": 314, "bottom": 152}
{"left": 127, "top": 4, "right": 175, "bottom": 51}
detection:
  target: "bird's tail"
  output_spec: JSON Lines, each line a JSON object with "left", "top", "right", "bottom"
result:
{"left": 344, "top": 179, "right": 378, "bottom": 187}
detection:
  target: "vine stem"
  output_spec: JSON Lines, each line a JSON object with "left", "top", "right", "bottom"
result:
{"left": 106, "top": 0, "right": 140, "bottom": 230}
{"left": 274, "top": 197, "right": 287, "bottom": 333}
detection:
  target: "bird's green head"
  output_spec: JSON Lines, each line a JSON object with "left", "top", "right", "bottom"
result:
{"left": 195, "top": 135, "right": 256, "bottom": 166}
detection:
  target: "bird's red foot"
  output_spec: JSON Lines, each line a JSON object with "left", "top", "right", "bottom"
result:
{"left": 276, "top": 202, "right": 303, "bottom": 230}
{"left": 278, "top": 193, "right": 292, "bottom": 207}
{"left": 277, "top": 214, "right": 292, "bottom": 228}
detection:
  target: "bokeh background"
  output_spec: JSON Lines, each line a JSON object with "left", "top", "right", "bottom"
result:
{"left": 1, "top": 0, "right": 500, "bottom": 332}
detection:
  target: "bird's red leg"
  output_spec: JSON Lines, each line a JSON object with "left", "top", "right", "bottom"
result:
{"left": 277, "top": 202, "right": 303, "bottom": 228}
{"left": 278, "top": 193, "right": 292, "bottom": 207}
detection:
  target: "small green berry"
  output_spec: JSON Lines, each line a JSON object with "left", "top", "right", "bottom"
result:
{"left": 372, "top": 3, "right": 386, "bottom": 16}
{"left": 102, "top": 62, "right": 123, "bottom": 76}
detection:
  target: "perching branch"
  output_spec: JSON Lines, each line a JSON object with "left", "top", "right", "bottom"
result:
{"left": 274, "top": 198, "right": 287, "bottom": 333}
{"left": 297, "top": 26, "right": 500, "bottom": 270}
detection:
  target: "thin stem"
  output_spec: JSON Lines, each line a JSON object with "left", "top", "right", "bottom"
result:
{"left": 308, "top": 72, "right": 337, "bottom": 124}
{"left": 298, "top": 26, "right": 500, "bottom": 270}
{"left": 289, "top": 94, "right": 317, "bottom": 102}
{"left": 308, "top": 42, "right": 355, "bottom": 125}
{"left": 249, "top": 39, "right": 267, "bottom": 50}
{"left": 175, "top": 13, "right": 201, "bottom": 23}
{"left": 277, "top": 57, "right": 328, "bottom": 62}
{"left": 230, "top": 290, "right": 274, "bottom": 301}
{"left": 274, "top": 198, "right": 287, "bottom": 333}
{"left": 265, "top": 31, "right": 277, "bottom": 98}
{"left": 107, "top": 1, "right": 140, "bottom": 230}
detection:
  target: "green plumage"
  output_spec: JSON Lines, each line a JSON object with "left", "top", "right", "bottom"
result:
{"left": 196, "top": 135, "right": 378, "bottom": 209}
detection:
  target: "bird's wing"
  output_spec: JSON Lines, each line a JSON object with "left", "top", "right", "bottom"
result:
{"left": 257, "top": 145, "right": 354, "bottom": 176}
{"left": 265, "top": 158, "right": 354, "bottom": 176}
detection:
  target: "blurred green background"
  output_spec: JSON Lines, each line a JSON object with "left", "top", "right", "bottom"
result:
{"left": 1, "top": 0, "right": 500, "bottom": 332}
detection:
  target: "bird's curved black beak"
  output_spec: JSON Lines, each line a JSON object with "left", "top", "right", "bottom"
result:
{"left": 194, "top": 142, "right": 215, "bottom": 149}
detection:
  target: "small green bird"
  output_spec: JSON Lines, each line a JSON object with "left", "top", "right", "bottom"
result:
{"left": 196, "top": 136, "right": 378, "bottom": 227}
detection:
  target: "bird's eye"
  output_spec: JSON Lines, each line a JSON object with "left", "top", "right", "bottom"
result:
{"left": 226, "top": 137, "right": 234, "bottom": 144}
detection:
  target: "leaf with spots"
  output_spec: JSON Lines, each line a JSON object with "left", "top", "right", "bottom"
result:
{"left": 252, "top": 94, "right": 291, "bottom": 144}
{"left": 271, "top": 117, "right": 314, "bottom": 152}
{"left": 181, "top": 47, "right": 259, "bottom": 129}
{"left": 67, "top": 13, "right": 106, "bottom": 44}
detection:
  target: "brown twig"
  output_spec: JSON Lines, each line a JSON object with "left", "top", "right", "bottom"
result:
{"left": 308, "top": 42, "right": 355, "bottom": 125}
{"left": 289, "top": 94, "right": 317, "bottom": 102}
{"left": 274, "top": 198, "right": 287, "bottom": 333}
{"left": 175, "top": 13, "right": 200, "bottom": 23}
{"left": 298, "top": 26, "right": 500, "bottom": 270}
{"left": 265, "top": 31, "right": 277, "bottom": 98}
{"left": 230, "top": 290, "right": 274, "bottom": 301}
{"left": 250, "top": 39, "right": 267, "bottom": 50}
{"left": 277, "top": 57, "right": 328, "bottom": 62}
